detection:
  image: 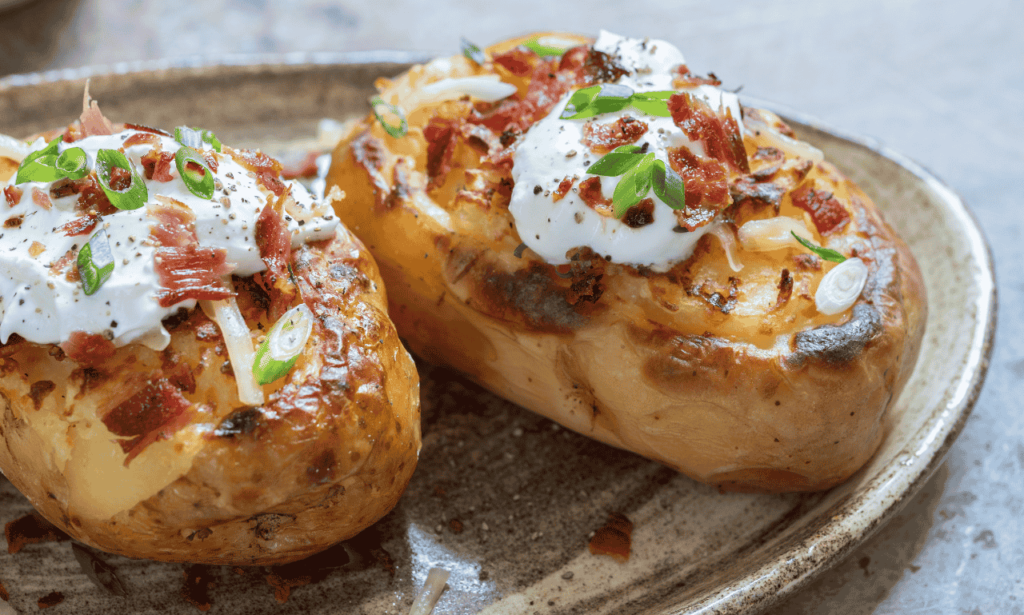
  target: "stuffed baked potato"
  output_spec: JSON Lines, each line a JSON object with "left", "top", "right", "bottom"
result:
{"left": 327, "top": 31, "right": 926, "bottom": 492}
{"left": 0, "top": 98, "right": 420, "bottom": 564}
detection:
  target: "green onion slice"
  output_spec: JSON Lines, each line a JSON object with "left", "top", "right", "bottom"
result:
{"left": 522, "top": 36, "right": 572, "bottom": 58}
{"left": 174, "top": 146, "right": 215, "bottom": 200}
{"left": 77, "top": 229, "right": 115, "bottom": 296}
{"left": 252, "top": 304, "right": 313, "bottom": 385}
{"left": 56, "top": 147, "right": 90, "bottom": 180}
{"left": 15, "top": 136, "right": 64, "bottom": 184}
{"left": 95, "top": 149, "right": 148, "bottom": 210}
{"left": 560, "top": 87, "right": 676, "bottom": 120}
{"left": 629, "top": 91, "right": 675, "bottom": 117}
{"left": 370, "top": 95, "right": 408, "bottom": 138}
{"left": 791, "top": 232, "right": 847, "bottom": 263}
{"left": 612, "top": 153, "right": 655, "bottom": 218}
{"left": 175, "top": 126, "right": 222, "bottom": 153}
{"left": 461, "top": 37, "right": 486, "bottom": 65}
{"left": 652, "top": 159, "right": 686, "bottom": 210}
{"left": 586, "top": 144, "right": 646, "bottom": 177}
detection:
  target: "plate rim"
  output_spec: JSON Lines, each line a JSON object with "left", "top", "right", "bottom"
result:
{"left": 0, "top": 55, "right": 999, "bottom": 615}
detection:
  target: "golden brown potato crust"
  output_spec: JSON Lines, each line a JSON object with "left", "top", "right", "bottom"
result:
{"left": 327, "top": 33, "right": 925, "bottom": 492}
{"left": 0, "top": 223, "right": 420, "bottom": 565}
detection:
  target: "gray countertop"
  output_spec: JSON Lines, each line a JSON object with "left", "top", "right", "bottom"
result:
{"left": 1, "top": 0, "right": 1021, "bottom": 612}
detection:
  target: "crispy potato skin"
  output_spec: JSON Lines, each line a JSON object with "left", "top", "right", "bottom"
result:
{"left": 0, "top": 215, "right": 420, "bottom": 564}
{"left": 327, "top": 33, "right": 925, "bottom": 492}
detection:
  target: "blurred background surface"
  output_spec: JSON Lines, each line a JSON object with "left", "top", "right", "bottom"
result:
{"left": 1, "top": 0, "right": 1021, "bottom": 613}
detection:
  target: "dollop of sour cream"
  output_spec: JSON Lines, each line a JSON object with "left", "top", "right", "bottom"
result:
{"left": 0, "top": 130, "right": 338, "bottom": 350}
{"left": 509, "top": 31, "right": 742, "bottom": 270}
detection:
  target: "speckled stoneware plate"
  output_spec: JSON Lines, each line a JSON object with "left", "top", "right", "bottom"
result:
{"left": 0, "top": 53, "right": 996, "bottom": 615}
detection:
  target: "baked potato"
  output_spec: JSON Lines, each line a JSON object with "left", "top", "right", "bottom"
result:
{"left": 326, "top": 31, "right": 926, "bottom": 492}
{"left": 0, "top": 98, "right": 420, "bottom": 564}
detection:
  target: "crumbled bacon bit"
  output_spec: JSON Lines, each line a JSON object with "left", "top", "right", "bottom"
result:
{"left": 281, "top": 151, "right": 321, "bottom": 179}
{"left": 141, "top": 148, "right": 175, "bottom": 182}
{"left": 3, "top": 215, "right": 22, "bottom": 228}
{"left": 154, "top": 245, "right": 234, "bottom": 307}
{"left": 55, "top": 213, "right": 100, "bottom": 237}
{"left": 668, "top": 92, "right": 749, "bottom": 173}
{"left": 581, "top": 115, "right": 648, "bottom": 153}
{"left": 73, "top": 177, "right": 118, "bottom": 215}
{"left": 577, "top": 176, "right": 613, "bottom": 216}
{"left": 3, "top": 185, "right": 22, "bottom": 207}
{"left": 29, "top": 241, "right": 46, "bottom": 258}
{"left": 123, "top": 132, "right": 161, "bottom": 148}
{"left": 790, "top": 184, "right": 850, "bottom": 235}
{"left": 674, "top": 64, "right": 722, "bottom": 87}
{"left": 588, "top": 513, "right": 633, "bottom": 562}
{"left": 423, "top": 117, "right": 460, "bottom": 190}
{"left": 468, "top": 57, "right": 576, "bottom": 134}
{"left": 102, "top": 379, "right": 194, "bottom": 464}
{"left": 552, "top": 176, "right": 576, "bottom": 202}
{"left": 772, "top": 268, "right": 793, "bottom": 310}
{"left": 753, "top": 146, "right": 785, "bottom": 163}
{"left": 582, "top": 49, "right": 630, "bottom": 84}
{"left": 492, "top": 46, "right": 536, "bottom": 76}
{"left": 149, "top": 199, "right": 197, "bottom": 247}
{"left": 255, "top": 202, "right": 296, "bottom": 320}
{"left": 49, "top": 247, "right": 78, "bottom": 276}
{"left": 622, "top": 198, "right": 656, "bottom": 228}
{"left": 5, "top": 512, "right": 70, "bottom": 554}
{"left": 792, "top": 253, "right": 822, "bottom": 271}
{"left": 80, "top": 88, "right": 114, "bottom": 137}
{"left": 108, "top": 166, "right": 132, "bottom": 191}
{"left": 230, "top": 148, "right": 286, "bottom": 196}
{"left": 122, "top": 123, "right": 171, "bottom": 137}
{"left": 60, "top": 331, "right": 117, "bottom": 364}
{"left": 31, "top": 187, "right": 52, "bottom": 210}
{"left": 667, "top": 146, "right": 730, "bottom": 230}
{"left": 729, "top": 176, "right": 785, "bottom": 212}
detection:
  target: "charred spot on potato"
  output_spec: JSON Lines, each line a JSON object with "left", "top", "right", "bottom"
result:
{"left": 792, "top": 253, "right": 821, "bottom": 271}
{"left": 350, "top": 130, "right": 391, "bottom": 209}
{"left": 785, "top": 303, "right": 883, "bottom": 369}
{"left": 729, "top": 176, "right": 785, "bottom": 212}
{"left": 4, "top": 512, "right": 71, "bottom": 554}
{"left": 28, "top": 380, "right": 56, "bottom": 410}
{"left": 483, "top": 267, "right": 587, "bottom": 333}
{"left": 772, "top": 269, "right": 793, "bottom": 311}
{"left": 329, "top": 262, "right": 371, "bottom": 295}
{"left": 161, "top": 307, "right": 192, "bottom": 332}
{"left": 250, "top": 513, "right": 297, "bottom": 541}
{"left": 689, "top": 277, "right": 740, "bottom": 314}
{"left": 215, "top": 406, "right": 263, "bottom": 438}
{"left": 306, "top": 449, "right": 338, "bottom": 485}
{"left": 71, "top": 367, "right": 108, "bottom": 398}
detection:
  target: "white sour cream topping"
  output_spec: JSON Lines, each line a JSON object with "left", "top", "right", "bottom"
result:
{"left": 509, "top": 31, "right": 742, "bottom": 271}
{"left": 0, "top": 130, "right": 338, "bottom": 350}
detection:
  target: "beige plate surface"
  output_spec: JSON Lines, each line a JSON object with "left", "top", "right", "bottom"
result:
{"left": 0, "top": 53, "right": 996, "bottom": 615}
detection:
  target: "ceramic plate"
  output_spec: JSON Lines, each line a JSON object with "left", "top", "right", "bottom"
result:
{"left": 0, "top": 53, "right": 996, "bottom": 615}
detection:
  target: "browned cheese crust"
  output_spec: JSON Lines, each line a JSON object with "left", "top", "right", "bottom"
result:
{"left": 327, "top": 33, "right": 926, "bottom": 492}
{"left": 0, "top": 170, "right": 420, "bottom": 565}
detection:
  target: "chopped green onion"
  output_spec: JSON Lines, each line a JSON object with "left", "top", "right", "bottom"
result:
{"left": 56, "top": 147, "right": 90, "bottom": 180}
{"left": 174, "top": 146, "right": 215, "bottom": 200}
{"left": 77, "top": 229, "right": 115, "bottom": 296}
{"left": 586, "top": 145, "right": 647, "bottom": 176}
{"left": 628, "top": 91, "right": 675, "bottom": 117}
{"left": 461, "top": 37, "right": 486, "bottom": 65}
{"left": 95, "top": 149, "right": 148, "bottom": 210}
{"left": 522, "top": 36, "right": 572, "bottom": 58}
{"left": 15, "top": 136, "right": 64, "bottom": 184}
{"left": 560, "top": 87, "right": 675, "bottom": 120}
{"left": 175, "top": 126, "right": 222, "bottom": 153}
{"left": 370, "top": 95, "right": 408, "bottom": 138}
{"left": 612, "top": 153, "right": 655, "bottom": 217}
{"left": 792, "top": 232, "right": 847, "bottom": 263}
{"left": 652, "top": 159, "right": 685, "bottom": 210}
{"left": 252, "top": 304, "right": 313, "bottom": 385}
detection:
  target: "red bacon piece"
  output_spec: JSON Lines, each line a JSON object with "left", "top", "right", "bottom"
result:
{"left": 55, "top": 213, "right": 99, "bottom": 237}
{"left": 80, "top": 90, "right": 114, "bottom": 137}
{"left": 790, "top": 185, "right": 850, "bottom": 235}
{"left": 141, "top": 149, "right": 175, "bottom": 182}
{"left": 423, "top": 117, "right": 460, "bottom": 189}
{"left": 492, "top": 46, "right": 537, "bottom": 76}
{"left": 675, "top": 64, "right": 722, "bottom": 87}
{"left": 149, "top": 199, "right": 197, "bottom": 246}
{"left": 61, "top": 331, "right": 116, "bottom": 364}
{"left": 122, "top": 123, "right": 171, "bottom": 137}
{"left": 76, "top": 179, "right": 118, "bottom": 215}
{"left": 3, "top": 186, "right": 22, "bottom": 207}
{"left": 31, "top": 188, "right": 52, "bottom": 210}
{"left": 102, "top": 379, "right": 193, "bottom": 465}
{"left": 230, "top": 149, "right": 286, "bottom": 196}
{"left": 668, "top": 93, "right": 749, "bottom": 173}
{"left": 552, "top": 176, "right": 576, "bottom": 202}
{"left": 667, "top": 146, "right": 731, "bottom": 230}
{"left": 154, "top": 244, "right": 234, "bottom": 307}
{"left": 468, "top": 58, "right": 576, "bottom": 135}
{"left": 123, "top": 133, "right": 161, "bottom": 148}
{"left": 581, "top": 116, "right": 648, "bottom": 154}
{"left": 255, "top": 202, "right": 296, "bottom": 320}
{"left": 578, "top": 177, "right": 613, "bottom": 216}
